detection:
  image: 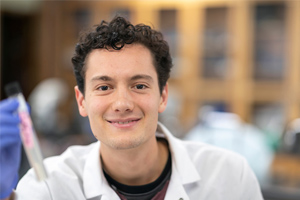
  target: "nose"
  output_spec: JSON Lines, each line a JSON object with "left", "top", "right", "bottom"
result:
{"left": 111, "top": 87, "right": 134, "bottom": 113}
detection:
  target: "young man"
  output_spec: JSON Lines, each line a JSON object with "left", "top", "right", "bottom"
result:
{"left": 0, "top": 17, "right": 263, "bottom": 200}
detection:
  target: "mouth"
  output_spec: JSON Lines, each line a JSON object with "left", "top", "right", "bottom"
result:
{"left": 108, "top": 119, "right": 140, "bottom": 124}
{"left": 106, "top": 118, "right": 141, "bottom": 127}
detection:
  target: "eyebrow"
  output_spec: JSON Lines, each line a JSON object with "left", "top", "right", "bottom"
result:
{"left": 91, "top": 75, "right": 113, "bottom": 82}
{"left": 91, "top": 74, "right": 154, "bottom": 83}
{"left": 130, "top": 74, "right": 154, "bottom": 83}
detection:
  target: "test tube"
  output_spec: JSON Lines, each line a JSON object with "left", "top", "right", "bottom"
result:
{"left": 5, "top": 82, "right": 48, "bottom": 181}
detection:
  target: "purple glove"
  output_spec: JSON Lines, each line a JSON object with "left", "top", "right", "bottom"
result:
{"left": 0, "top": 98, "right": 21, "bottom": 199}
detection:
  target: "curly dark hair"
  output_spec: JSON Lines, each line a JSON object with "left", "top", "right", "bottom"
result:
{"left": 71, "top": 16, "right": 173, "bottom": 95}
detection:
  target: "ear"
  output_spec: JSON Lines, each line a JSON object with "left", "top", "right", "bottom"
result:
{"left": 74, "top": 86, "right": 88, "bottom": 117}
{"left": 158, "top": 83, "right": 168, "bottom": 113}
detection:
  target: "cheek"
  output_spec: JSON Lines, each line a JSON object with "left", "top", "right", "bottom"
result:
{"left": 86, "top": 97, "right": 109, "bottom": 117}
{"left": 87, "top": 100, "right": 107, "bottom": 138}
{"left": 138, "top": 95, "right": 161, "bottom": 114}
{"left": 139, "top": 94, "right": 164, "bottom": 113}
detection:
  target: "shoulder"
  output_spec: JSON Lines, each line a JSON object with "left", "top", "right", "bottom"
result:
{"left": 182, "top": 139, "right": 261, "bottom": 185}
{"left": 16, "top": 142, "right": 99, "bottom": 199}
{"left": 161, "top": 123, "right": 263, "bottom": 199}
{"left": 44, "top": 141, "right": 99, "bottom": 172}
{"left": 16, "top": 171, "right": 52, "bottom": 200}
{"left": 178, "top": 140, "right": 263, "bottom": 199}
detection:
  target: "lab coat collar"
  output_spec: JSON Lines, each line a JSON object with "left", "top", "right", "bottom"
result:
{"left": 157, "top": 122, "right": 201, "bottom": 184}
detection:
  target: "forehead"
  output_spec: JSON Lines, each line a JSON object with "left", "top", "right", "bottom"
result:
{"left": 85, "top": 44, "right": 157, "bottom": 80}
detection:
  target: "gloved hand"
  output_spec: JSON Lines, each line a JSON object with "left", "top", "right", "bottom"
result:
{"left": 0, "top": 98, "right": 21, "bottom": 199}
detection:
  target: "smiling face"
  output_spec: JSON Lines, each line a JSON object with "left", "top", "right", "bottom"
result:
{"left": 75, "top": 44, "right": 168, "bottom": 150}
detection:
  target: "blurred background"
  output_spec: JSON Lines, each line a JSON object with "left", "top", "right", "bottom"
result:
{"left": 1, "top": 0, "right": 300, "bottom": 199}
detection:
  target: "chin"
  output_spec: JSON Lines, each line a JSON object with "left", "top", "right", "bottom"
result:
{"left": 104, "top": 136, "right": 145, "bottom": 150}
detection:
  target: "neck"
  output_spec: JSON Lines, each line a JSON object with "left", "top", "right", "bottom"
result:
{"left": 100, "top": 135, "right": 169, "bottom": 186}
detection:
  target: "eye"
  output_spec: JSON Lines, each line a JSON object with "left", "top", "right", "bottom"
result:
{"left": 97, "top": 85, "right": 110, "bottom": 91}
{"left": 135, "top": 84, "right": 147, "bottom": 90}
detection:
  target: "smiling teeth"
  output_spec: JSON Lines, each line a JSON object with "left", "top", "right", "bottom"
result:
{"left": 116, "top": 121, "right": 132, "bottom": 124}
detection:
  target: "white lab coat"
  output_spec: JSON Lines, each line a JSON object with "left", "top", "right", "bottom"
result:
{"left": 16, "top": 123, "right": 263, "bottom": 200}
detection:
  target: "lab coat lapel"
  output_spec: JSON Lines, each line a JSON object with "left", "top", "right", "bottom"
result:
{"left": 82, "top": 141, "right": 119, "bottom": 199}
{"left": 157, "top": 122, "right": 201, "bottom": 183}
{"left": 157, "top": 123, "right": 201, "bottom": 199}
